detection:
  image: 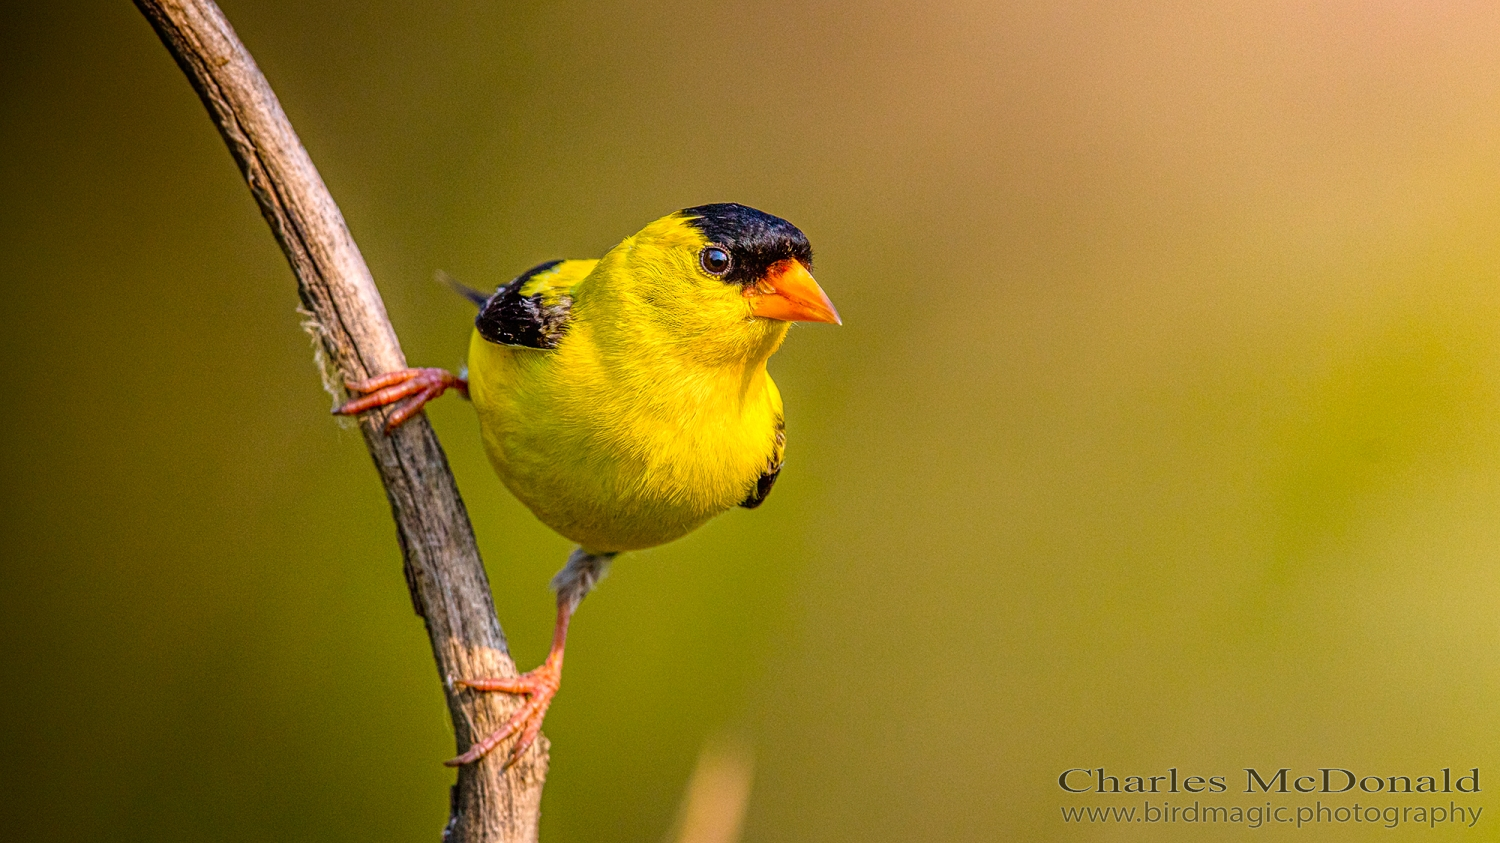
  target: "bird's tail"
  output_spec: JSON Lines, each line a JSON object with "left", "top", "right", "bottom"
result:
{"left": 435, "top": 269, "right": 490, "bottom": 308}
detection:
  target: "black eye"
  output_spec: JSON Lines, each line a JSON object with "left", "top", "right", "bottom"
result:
{"left": 699, "top": 245, "right": 732, "bottom": 276}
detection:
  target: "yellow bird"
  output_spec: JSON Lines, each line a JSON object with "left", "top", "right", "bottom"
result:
{"left": 335, "top": 203, "right": 839, "bottom": 766}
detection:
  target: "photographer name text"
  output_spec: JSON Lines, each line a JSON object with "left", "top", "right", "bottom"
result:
{"left": 1059, "top": 767, "right": 1481, "bottom": 795}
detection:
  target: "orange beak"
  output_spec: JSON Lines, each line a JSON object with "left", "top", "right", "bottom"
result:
{"left": 748, "top": 259, "right": 842, "bottom": 325}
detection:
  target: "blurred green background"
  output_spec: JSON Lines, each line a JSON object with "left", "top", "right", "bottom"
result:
{"left": 3, "top": 1, "right": 1499, "bottom": 840}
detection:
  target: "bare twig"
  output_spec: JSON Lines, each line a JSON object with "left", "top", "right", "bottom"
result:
{"left": 132, "top": 2, "right": 545, "bottom": 840}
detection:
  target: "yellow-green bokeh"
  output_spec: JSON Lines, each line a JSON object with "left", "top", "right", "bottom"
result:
{"left": 3, "top": 1, "right": 1499, "bottom": 840}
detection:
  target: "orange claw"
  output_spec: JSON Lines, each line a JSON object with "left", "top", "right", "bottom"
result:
{"left": 332, "top": 367, "right": 468, "bottom": 432}
{"left": 446, "top": 662, "right": 562, "bottom": 768}
{"left": 447, "top": 594, "right": 580, "bottom": 767}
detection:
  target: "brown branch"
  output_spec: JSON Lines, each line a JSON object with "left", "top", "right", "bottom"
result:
{"left": 132, "top": 1, "right": 546, "bottom": 839}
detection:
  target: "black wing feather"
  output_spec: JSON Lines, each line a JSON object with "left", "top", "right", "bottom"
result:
{"left": 474, "top": 260, "right": 573, "bottom": 349}
{"left": 740, "top": 416, "right": 786, "bottom": 509}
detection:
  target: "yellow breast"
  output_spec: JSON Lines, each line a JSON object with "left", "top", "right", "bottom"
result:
{"left": 466, "top": 323, "right": 783, "bottom": 553}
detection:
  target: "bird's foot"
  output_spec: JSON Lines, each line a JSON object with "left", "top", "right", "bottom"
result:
{"left": 445, "top": 662, "right": 561, "bottom": 768}
{"left": 332, "top": 367, "right": 468, "bottom": 432}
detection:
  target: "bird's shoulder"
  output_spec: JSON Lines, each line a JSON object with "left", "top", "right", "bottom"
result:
{"left": 475, "top": 259, "right": 597, "bottom": 349}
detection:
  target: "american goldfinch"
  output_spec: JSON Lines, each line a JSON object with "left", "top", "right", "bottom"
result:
{"left": 335, "top": 203, "right": 838, "bottom": 766}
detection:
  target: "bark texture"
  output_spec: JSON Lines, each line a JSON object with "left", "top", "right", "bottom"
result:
{"left": 132, "top": 2, "right": 546, "bottom": 840}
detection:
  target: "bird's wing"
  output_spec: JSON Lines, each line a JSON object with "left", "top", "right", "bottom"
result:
{"left": 473, "top": 259, "right": 596, "bottom": 349}
{"left": 739, "top": 412, "right": 785, "bottom": 509}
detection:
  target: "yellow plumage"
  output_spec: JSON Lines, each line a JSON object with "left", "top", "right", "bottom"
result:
{"left": 468, "top": 214, "right": 789, "bottom": 552}
{"left": 335, "top": 203, "right": 835, "bottom": 766}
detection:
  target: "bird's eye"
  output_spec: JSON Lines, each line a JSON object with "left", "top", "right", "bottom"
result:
{"left": 699, "top": 246, "right": 732, "bottom": 276}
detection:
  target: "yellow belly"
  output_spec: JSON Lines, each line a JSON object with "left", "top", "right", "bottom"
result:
{"left": 467, "top": 328, "right": 782, "bottom": 553}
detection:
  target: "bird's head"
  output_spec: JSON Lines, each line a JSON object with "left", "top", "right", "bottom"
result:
{"left": 590, "top": 203, "right": 839, "bottom": 366}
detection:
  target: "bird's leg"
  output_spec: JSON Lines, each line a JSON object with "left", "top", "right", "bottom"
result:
{"left": 331, "top": 367, "right": 468, "bottom": 432}
{"left": 446, "top": 548, "right": 614, "bottom": 768}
